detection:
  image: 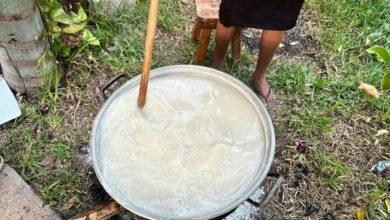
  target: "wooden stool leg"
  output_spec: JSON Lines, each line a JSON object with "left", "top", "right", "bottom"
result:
{"left": 192, "top": 17, "right": 202, "bottom": 41}
{"left": 196, "top": 28, "right": 212, "bottom": 64}
{"left": 232, "top": 28, "right": 241, "bottom": 61}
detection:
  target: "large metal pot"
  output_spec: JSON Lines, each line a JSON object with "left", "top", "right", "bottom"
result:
{"left": 91, "top": 65, "right": 275, "bottom": 219}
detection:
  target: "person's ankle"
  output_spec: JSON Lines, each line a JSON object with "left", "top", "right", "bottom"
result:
{"left": 252, "top": 73, "right": 266, "bottom": 82}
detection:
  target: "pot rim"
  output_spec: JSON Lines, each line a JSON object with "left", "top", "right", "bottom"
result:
{"left": 91, "top": 65, "right": 275, "bottom": 220}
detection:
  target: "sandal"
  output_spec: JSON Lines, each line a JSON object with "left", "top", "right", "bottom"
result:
{"left": 250, "top": 80, "right": 274, "bottom": 106}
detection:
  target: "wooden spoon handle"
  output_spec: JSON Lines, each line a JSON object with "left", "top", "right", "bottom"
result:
{"left": 138, "top": 0, "right": 159, "bottom": 108}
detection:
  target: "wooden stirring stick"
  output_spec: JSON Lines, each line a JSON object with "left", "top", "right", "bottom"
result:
{"left": 138, "top": 0, "right": 160, "bottom": 108}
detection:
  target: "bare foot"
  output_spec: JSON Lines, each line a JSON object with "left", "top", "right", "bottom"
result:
{"left": 252, "top": 75, "right": 275, "bottom": 106}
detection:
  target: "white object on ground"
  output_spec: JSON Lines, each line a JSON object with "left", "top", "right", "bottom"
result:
{"left": 0, "top": 75, "right": 21, "bottom": 125}
{"left": 225, "top": 187, "right": 266, "bottom": 220}
{"left": 373, "top": 161, "right": 390, "bottom": 173}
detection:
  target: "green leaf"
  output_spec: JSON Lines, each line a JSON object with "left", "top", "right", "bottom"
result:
{"left": 382, "top": 72, "right": 390, "bottom": 90}
{"left": 75, "top": 7, "right": 87, "bottom": 22}
{"left": 82, "top": 29, "right": 100, "bottom": 46}
{"left": 62, "top": 22, "right": 86, "bottom": 34}
{"left": 367, "top": 45, "right": 390, "bottom": 66}
{"left": 52, "top": 25, "right": 62, "bottom": 34}
{"left": 366, "top": 32, "right": 382, "bottom": 45}
{"left": 41, "top": 0, "right": 61, "bottom": 13}
{"left": 50, "top": 7, "right": 73, "bottom": 24}
{"left": 385, "top": 23, "right": 390, "bottom": 32}
{"left": 49, "top": 6, "right": 87, "bottom": 25}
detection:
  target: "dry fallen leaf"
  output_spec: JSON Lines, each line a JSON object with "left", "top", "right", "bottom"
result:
{"left": 376, "top": 129, "right": 389, "bottom": 136}
{"left": 62, "top": 195, "right": 78, "bottom": 211}
{"left": 358, "top": 81, "right": 380, "bottom": 98}
{"left": 40, "top": 155, "right": 58, "bottom": 170}
{"left": 385, "top": 199, "right": 390, "bottom": 213}
{"left": 355, "top": 208, "right": 365, "bottom": 220}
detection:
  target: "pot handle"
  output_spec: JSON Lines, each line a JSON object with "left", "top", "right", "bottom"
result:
{"left": 246, "top": 173, "right": 284, "bottom": 208}
{"left": 100, "top": 73, "right": 128, "bottom": 100}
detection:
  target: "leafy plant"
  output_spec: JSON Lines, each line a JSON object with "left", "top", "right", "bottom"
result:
{"left": 38, "top": 0, "right": 99, "bottom": 59}
{"left": 366, "top": 45, "right": 390, "bottom": 90}
{"left": 38, "top": 51, "right": 61, "bottom": 103}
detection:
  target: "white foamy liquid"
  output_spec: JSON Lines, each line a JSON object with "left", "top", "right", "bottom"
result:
{"left": 99, "top": 75, "right": 265, "bottom": 218}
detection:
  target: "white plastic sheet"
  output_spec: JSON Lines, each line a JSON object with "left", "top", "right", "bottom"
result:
{"left": 0, "top": 75, "right": 21, "bottom": 125}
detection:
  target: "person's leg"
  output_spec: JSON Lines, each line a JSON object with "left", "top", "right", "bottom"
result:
{"left": 253, "top": 30, "right": 284, "bottom": 105}
{"left": 211, "top": 22, "right": 236, "bottom": 69}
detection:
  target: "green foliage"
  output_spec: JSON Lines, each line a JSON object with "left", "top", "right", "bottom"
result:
{"left": 360, "top": 180, "right": 390, "bottom": 219}
{"left": 38, "top": 0, "right": 99, "bottom": 58}
{"left": 367, "top": 46, "right": 390, "bottom": 65}
{"left": 367, "top": 45, "right": 390, "bottom": 90}
{"left": 382, "top": 72, "right": 390, "bottom": 90}
{"left": 315, "top": 152, "right": 351, "bottom": 189}
{"left": 89, "top": 0, "right": 188, "bottom": 73}
{"left": 82, "top": 29, "right": 100, "bottom": 46}
{"left": 50, "top": 6, "right": 87, "bottom": 26}
{"left": 306, "top": 0, "right": 389, "bottom": 89}
{"left": 37, "top": 50, "right": 61, "bottom": 103}
{"left": 1, "top": 103, "right": 85, "bottom": 215}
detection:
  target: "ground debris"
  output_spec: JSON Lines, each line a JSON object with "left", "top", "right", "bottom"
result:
{"left": 302, "top": 203, "right": 319, "bottom": 216}
{"left": 323, "top": 212, "right": 335, "bottom": 220}
{"left": 371, "top": 161, "right": 390, "bottom": 173}
{"left": 294, "top": 140, "right": 308, "bottom": 154}
{"left": 355, "top": 208, "right": 365, "bottom": 220}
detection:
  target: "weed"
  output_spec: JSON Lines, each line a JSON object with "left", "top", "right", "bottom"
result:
{"left": 314, "top": 151, "right": 351, "bottom": 189}
{"left": 359, "top": 180, "right": 389, "bottom": 219}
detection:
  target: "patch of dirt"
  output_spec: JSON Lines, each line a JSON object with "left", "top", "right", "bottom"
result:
{"left": 242, "top": 11, "right": 318, "bottom": 59}
{"left": 266, "top": 95, "right": 389, "bottom": 219}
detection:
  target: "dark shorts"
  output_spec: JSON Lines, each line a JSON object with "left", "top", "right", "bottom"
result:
{"left": 219, "top": 0, "right": 305, "bottom": 31}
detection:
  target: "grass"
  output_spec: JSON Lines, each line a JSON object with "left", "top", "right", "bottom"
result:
{"left": 0, "top": 0, "right": 389, "bottom": 218}
{"left": 314, "top": 152, "right": 351, "bottom": 189}
{"left": 90, "top": 0, "right": 189, "bottom": 73}
{"left": 360, "top": 180, "right": 390, "bottom": 218}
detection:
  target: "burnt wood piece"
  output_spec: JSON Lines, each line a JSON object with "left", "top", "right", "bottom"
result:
{"left": 69, "top": 201, "right": 123, "bottom": 220}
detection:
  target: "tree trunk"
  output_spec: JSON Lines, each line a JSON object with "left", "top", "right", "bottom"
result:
{"left": 0, "top": 0, "right": 55, "bottom": 94}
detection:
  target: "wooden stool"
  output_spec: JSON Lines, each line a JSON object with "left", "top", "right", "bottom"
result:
{"left": 192, "top": 17, "right": 241, "bottom": 64}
